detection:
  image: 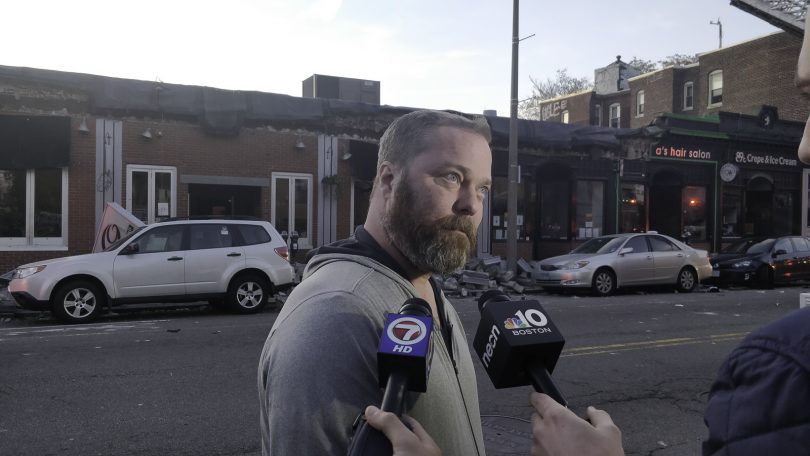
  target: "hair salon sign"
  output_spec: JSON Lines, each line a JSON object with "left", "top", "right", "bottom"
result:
{"left": 654, "top": 146, "right": 713, "bottom": 161}
{"left": 734, "top": 151, "right": 797, "bottom": 167}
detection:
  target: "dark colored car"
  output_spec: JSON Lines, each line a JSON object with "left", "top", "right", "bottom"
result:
{"left": 709, "top": 236, "right": 810, "bottom": 288}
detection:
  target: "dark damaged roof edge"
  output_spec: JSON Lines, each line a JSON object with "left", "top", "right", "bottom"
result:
{"left": 0, "top": 64, "right": 643, "bottom": 147}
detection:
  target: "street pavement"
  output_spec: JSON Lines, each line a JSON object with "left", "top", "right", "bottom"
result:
{"left": 0, "top": 284, "right": 806, "bottom": 455}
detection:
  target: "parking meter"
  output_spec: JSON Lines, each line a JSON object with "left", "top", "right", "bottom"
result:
{"left": 290, "top": 230, "right": 299, "bottom": 255}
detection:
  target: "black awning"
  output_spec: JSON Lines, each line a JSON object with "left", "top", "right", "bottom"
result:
{"left": 0, "top": 115, "right": 70, "bottom": 169}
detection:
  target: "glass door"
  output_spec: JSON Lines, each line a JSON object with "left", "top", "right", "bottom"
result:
{"left": 127, "top": 165, "right": 176, "bottom": 224}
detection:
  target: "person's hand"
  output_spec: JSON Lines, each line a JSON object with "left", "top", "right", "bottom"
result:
{"left": 530, "top": 393, "right": 624, "bottom": 456}
{"left": 363, "top": 405, "right": 442, "bottom": 456}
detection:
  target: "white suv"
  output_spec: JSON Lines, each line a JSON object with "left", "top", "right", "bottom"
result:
{"left": 9, "top": 219, "right": 295, "bottom": 323}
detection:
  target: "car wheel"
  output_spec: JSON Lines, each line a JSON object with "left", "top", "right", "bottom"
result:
{"left": 756, "top": 265, "right": 774, "bottom": 289}
{"left": 591, "top": 269, "right": 615, "bottom": 297}
{"left": 227, "top": 273, "right": 270, "bottom": 314}
{"left": 676, "top": 267, "right": 697, "bottom": 293}
{"left": 52, "top": 280, "right": 105, "bottom": 323}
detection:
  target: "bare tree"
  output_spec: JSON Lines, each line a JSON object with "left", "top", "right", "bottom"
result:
{"left": 519, "top": 69, "right": 592, "bottom": 119}
{"left": 627, "top": 57, "right": 657, "bottom": 73}
{"left": 659, "top": 53, "right": 698, "bottom": 67}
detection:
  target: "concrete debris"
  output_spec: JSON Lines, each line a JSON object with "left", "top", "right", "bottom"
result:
{"left": 441, "top": 255, "right": 542, "bottom": 297}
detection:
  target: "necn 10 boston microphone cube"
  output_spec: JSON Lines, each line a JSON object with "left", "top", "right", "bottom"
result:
{"left": 473, "top": 290, "right": 565, "bottom": 394}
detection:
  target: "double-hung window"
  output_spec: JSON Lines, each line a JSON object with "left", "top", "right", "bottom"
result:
{"left": 708, "top": 70, "right": 723, "bottom": 106}
{"left": 683, "top": 82, "right": 694, "bottom": 110}
{"left": 609, "top": 103, "right": 621, "bottom": 128}
{"left": 636, "top": 91, "right": 645, "bottom": 117}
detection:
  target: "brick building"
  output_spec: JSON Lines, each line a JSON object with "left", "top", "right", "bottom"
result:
{"left": 534, "top": 31, "right": 810, "bottom": 252}
{"left": 1, "top": 64, "right": 645, "bottom": 273}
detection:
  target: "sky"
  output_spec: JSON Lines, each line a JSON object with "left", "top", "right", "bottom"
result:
{"left": 5, "top": 1, "right": 783, "bottom": 117}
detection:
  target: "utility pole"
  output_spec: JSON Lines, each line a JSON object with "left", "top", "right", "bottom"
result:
{"left": 710, "top": 17, "right": 723, "bottom": 49}
{"left": 507, "top": 0, "right": 519, "bottom": 272}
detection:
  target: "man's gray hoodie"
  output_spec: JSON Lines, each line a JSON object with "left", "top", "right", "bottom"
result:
{"left": 258, "top": 231, "right": 485, "bottom": 455}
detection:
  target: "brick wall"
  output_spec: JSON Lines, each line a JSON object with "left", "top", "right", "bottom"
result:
{"left": 698, "top": 31, "right": 808, "bottom": 120}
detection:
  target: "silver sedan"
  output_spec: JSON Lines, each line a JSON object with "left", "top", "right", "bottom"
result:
{"left": 534, "top": 232, "right": 712, "bottom": 296}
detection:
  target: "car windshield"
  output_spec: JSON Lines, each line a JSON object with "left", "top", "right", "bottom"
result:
{"left": 103, "top": 226, "right": 146, "bottom": 252}
{"left": 571, "top": 236, "right": 626, "bottom": 254}
{"left": 722, "top": 238, "right": 775, "bottom": 255}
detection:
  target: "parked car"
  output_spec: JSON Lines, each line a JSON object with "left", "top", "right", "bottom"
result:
{"left": 9, "top": 219, "right": 295, "bottom": 323}
{"left": 534, "top": 232, "right": 712, "bottom": 296}
{"left": 709, "top": 236, "right": 810, "bottom": 288}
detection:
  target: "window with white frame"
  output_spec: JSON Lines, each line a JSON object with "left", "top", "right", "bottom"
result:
{"left": 636, "top": 91, "right": 645, "bottom": 117}
{"left": 561, "top": 110, "right": 569, "bottom": 124}
{"left": 683, "top": 82, "right": 694, "bottom": 110}
{"left": 126, "top": 165, "right": 177, "bottom": 224}
{"left": 272, "top": 173, "right": 313, "bottom": 248}
{"left": 609, "top": 103, "right": 621, "bottom": 128}
{"left": 708, "top": 70, "right": 723, "bottom": 106}
{"left": 0, "top": 168, "right": 68, "bottom": 248}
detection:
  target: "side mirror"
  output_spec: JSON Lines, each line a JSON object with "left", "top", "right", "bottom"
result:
{"left": 618, "top": 247, "right": 633, "bottom": 255}
{"left": 772, "top": 249, "right": 787, "bottom": 258}
{"left": 121, "top": 243, "right": 139, "bottom": 255}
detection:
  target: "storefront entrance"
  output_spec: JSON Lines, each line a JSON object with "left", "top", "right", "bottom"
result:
{"left": 649, "top": 171, "right": 682, "bottom": 239}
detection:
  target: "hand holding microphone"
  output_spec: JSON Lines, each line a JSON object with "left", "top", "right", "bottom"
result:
{"left": 347, "top": 298, "right": 434, "bottom": 456}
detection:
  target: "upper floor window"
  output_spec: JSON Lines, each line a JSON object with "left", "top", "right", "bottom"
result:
{"left": 561, "top": 110, "right": 569, "bottom": 124}
{"left": 708, "top": 70, "right": 723, "bottom": 106}
{"left": 683, "top": 82, "right": 694, "bottom": 110}
{"left": 609, "top": 103, "right": 621, "bottom": 128}
{"left": 636, "top": 91, "right": 645, "bottom": 117}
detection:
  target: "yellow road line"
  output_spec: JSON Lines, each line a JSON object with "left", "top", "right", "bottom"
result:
{"left": 561, "top": 332, "right": 749, "bottom": 357}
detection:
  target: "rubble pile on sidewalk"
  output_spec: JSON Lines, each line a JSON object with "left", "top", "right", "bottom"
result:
{"left": 434, "top": 255, "right": 542, "bottom": 298}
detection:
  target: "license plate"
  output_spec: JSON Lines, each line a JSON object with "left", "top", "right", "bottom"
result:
{"left": 712, "top": 271, "right": 720, "bottom": 277}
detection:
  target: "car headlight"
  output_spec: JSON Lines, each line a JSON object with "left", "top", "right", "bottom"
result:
{"left": 732, "top": 260, "right": 752, "bottom": 269}
{"left": 561, "top": 260, "right": 589, "bottom": 270}
{"left": 12, "top": 265, "right": 46, "bottom": 279}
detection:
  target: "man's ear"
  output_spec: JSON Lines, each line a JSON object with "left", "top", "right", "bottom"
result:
{"left": 377, "top": 161, "right": 397, "bottom": 199}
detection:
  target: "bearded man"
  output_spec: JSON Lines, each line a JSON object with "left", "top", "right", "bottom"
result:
{"left": 258, "top": 110, "right": 492, "bottom": 455}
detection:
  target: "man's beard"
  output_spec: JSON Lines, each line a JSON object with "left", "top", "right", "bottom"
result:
{"left": 381, "top": 178, "right": 478, "bottom": 275}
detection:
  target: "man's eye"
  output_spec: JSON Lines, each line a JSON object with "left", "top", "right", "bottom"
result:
{"left": 479, "top": 186, "right": 490, "bottom": 194}
{"left": 446, "top": 173, "right": 460, "bottom": 183}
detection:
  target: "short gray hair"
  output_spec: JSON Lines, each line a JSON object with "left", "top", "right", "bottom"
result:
{"left": 377, "top": 110, "right": 491, "bottom": 169}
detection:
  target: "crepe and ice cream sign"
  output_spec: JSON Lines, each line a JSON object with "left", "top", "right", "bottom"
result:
{"left": 92, "top": 202, "right": 145, "bottom": 253}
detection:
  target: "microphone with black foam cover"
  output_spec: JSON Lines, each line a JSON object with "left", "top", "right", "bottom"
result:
{"left": 473, "top": 289, "right": 567, "bottom": 406}
{"left": 347, "top": 298, "right": 434, "bottom": 456}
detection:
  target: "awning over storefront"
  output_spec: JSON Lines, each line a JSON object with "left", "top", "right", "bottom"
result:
{"left": 0, "top": 115, "right": 70, "bottom": 169}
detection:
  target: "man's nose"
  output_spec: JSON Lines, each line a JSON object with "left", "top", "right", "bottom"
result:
{"left": 453, "top": 186, "right": 480, "bottom": 216}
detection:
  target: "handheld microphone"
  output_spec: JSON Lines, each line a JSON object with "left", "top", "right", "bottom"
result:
{"left": 472, "top": 290, "right": 567, "bottom": 406}
{"left": 347, "top": 298, "right": 434, "bottom": 456}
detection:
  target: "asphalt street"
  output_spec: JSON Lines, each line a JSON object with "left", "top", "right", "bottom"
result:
{"left": 0, "top": 285, "right": 805, "bottom": 456}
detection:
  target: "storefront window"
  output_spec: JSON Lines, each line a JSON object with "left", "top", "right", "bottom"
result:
{"left": 721, "top": 190, "right": 741, "bottom": 237}
{"left": 0, "top": 168, "right": 67, "bottom": 247}
{"left": 682, "top": 186, "right": 707, "bottom": 241}
{"left": 575, "top": 181, "right": 604, "bottom": 239}
{"left": 620, "top": 184, "right": 646, "bottom": 233}
{"left": 540, "top": 181, "right": 569, "bottom": 240}
{"left": 490, "top": 175, "right": 533, "bottom": 241}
